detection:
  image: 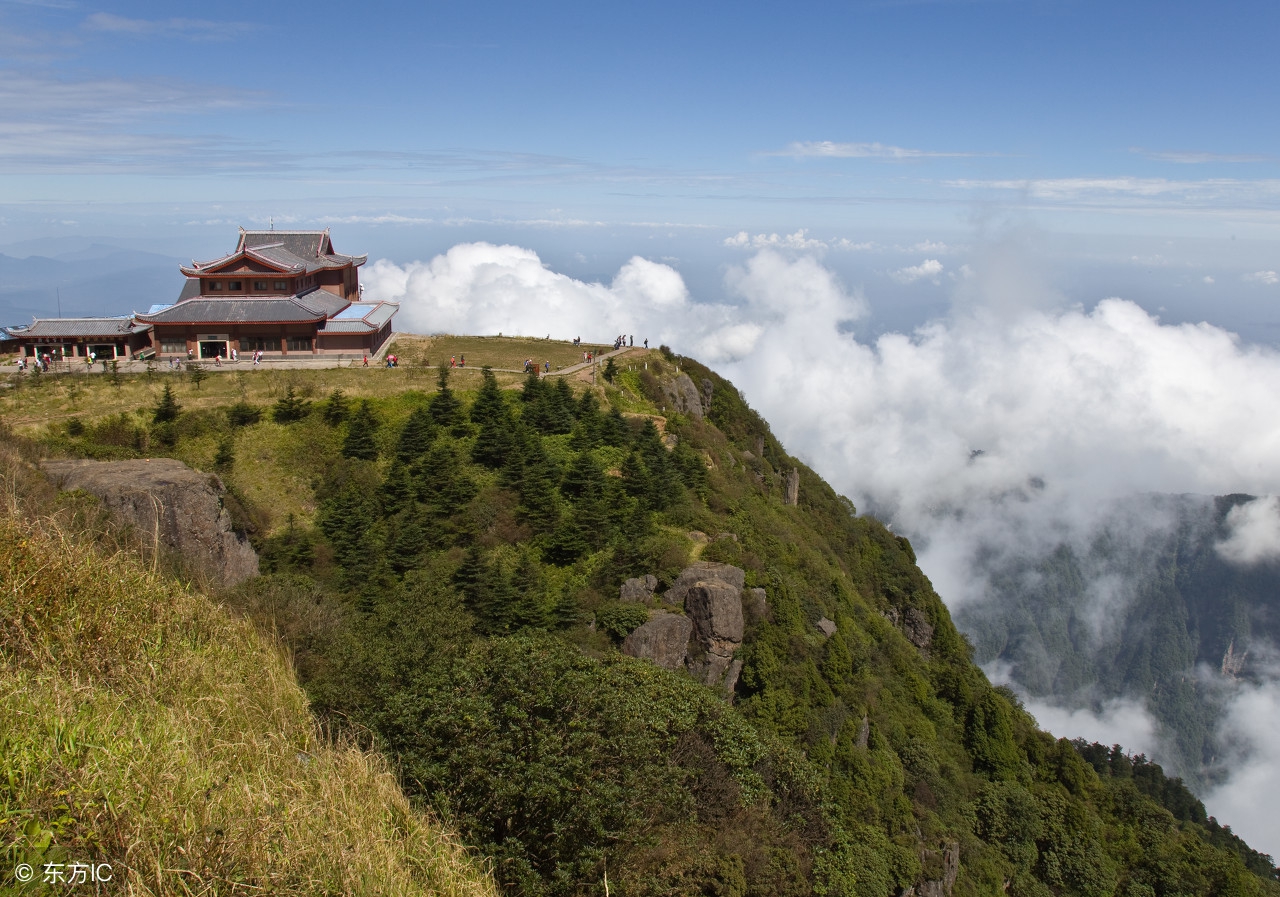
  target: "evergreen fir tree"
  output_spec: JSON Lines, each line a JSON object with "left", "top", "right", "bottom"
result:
{"left": 152, "top": 383, "right": 181, "bottom": 424}
{"left": 272, "top": 385, "right": 311, "bottom": 423}
{"left": 381, "top": 459, "right": 415, "bottom": 515}
{"left": 601, "top": 406, "right": 630, "bottom": 447}
{"left": 632, "top": 420, "right": 681, "bottom": 508}
{"left": 212, "top": 435, "right": 234, "bottom": 472}
{"left": 603, "top": 356, "right": 617, "bottom": 382}
{"left": 571, "top": 392, "right": 603, "bottom": 450}
{"left": 387, "top": 511, "right": 428, "bottom": 575}
{"left": 342, "top": 400, "right": 381, "bottom": 460}
{"left": 546, "top": 377, "right": 577, "bottom": 434}
{"left": 516, "top": 432, "right": 560, "bottom": 530}
{"left": 469, "top": 367, "right": 507, "bottom": 426}
{"left": 321, "top": 388, "right": 350, "bottom": 425}
{"left": 227, "top": 401, "right": 262, "bottom": 427}
{"left": 428, "top": 366, "right": 465, "bottom": 433}
{"left": 472, "top": 370, "right": 515, "bottom": 468}
{"left": 395, "top": 406, "right": 436, "bottom": 462}
{"left": 510, "top": 550, "right": 551, "bottom": 629}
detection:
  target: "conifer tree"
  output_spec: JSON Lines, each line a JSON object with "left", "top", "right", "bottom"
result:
{"left": 472, "top": 369, "right": 515, "bottom": 468}
{"left": 632, "top": 420, "right": 681, "bottom": 508}
{"left": 272, "top": 385, "right": 311, "bottom": 423}
{"left": 571, "top": 392, "right": 603, "bottom": 450}
{"left": 428, "top": 366, "right": 465, "bottom": 433}
{"left": 321, "top": 388, "right": 350, "bottom": 425}
{"left": 152, "top": 383, "right": 181, "bottom": 424}
{"left": 395, "top": 406, "right": 436, "bottom": 462}
{"left": 213, "top": 435, "right": 234, "bottom": 472}
{"left": 381, "top": 458, "right": 415, "bottom": 515}
{"left": 469, "top": 367, "right": 506, "bottom": 426}
{"left": 510, "top": 550, "right": 551, "bottom": 629}
{"left": 515, "top": 431, "right": 560, "bottom": 530}
{"left": 387, "top": 511, "right": 428, "bottom": 575}
{"left": 603, "top": 356, "right": 617, "bottom": 382}
{"left": 545, "top": 377, "right": 577, "bottom": 434}
{"left": 601, "top": 406, "right": 630, "bottom": 447}
{"left": 342, "top": 400, "right": 380, "bottom": 460}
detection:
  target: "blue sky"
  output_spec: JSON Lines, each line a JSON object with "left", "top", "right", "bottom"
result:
{"left": 5, "top": 0, "right": 1280, "bottom": 247}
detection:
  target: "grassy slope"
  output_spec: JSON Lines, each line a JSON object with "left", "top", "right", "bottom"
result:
{"left": 0, "top": 446, "right": 498, "bottom": 896}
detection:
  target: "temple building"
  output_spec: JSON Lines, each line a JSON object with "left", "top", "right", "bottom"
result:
{"left": 137, "top": 229, "right": 396, "bottom": 358}
{"left": 3, "top": 228, "right": 396, "bottom": 361}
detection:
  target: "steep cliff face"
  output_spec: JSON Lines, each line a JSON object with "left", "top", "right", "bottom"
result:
{"left": 42, "top": 458, "right": 259, "bottom": 588}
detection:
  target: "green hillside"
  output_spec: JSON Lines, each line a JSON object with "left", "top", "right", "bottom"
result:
{"left": 4, "top": 341, "right": 1277, "bottom": 896}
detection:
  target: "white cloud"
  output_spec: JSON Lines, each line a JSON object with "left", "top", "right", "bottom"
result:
{"left": 890, "top": 259, "right": 944, "bottom": 284}
{"left": 1204, "top": 667, "right": 1280, "bottom": 858}
{"left": 1217, "top": 497, "right": 1280, "bottom": 565}
{"left": 774, "top": 140, "right": 987, "bottom": 159}
{"left": 724, "top": 229, "right": 828, "bottom": 251}
{"left": 1132, "top": 147, "right": 1274, "bottom": 164}
{"left": 362, "top": 242, "right": 696, "bottom": 344}
{"left": 82, "top": 12, "right": 256, "bottom": 39}
{"left": 1203, "top": 276, "right": 1215, "bottom": 284}
{"left": 1244, "top": 270, "right": 1279, "bottom": 285}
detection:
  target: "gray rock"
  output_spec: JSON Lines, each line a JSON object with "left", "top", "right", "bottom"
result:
{"left": 622, "top": 613, "right": 693, "bottom": 671}
{"left": 746, "top": 587, "right": 770, "bottom": 623}
{"left": 619, "top": 574, "right": 658, "bottom": 602}
{"left": 701, "top": 378, "right": 714, "bottom": 414}
{"left": 754, "top": 434, "right": 764, "bottom": 459}
{"left": 685, "top": 580, "right": 745, "bottom": 688}
{"left": 784, "top": 467, "right": 800, "bottom": 506}
{"left": 663, "top": 561, "right": 746, "bottom": 606}
{"left": 816, "top": 616, "right": 837, "bottom": 637}
{"left": 903, "top": 607, "right": 935, "bottom": 652}
{"left": 663, "top": 372, "right": 704, "bottom": 420}
{"left": 914, "top": 842, "right": 960, "bottom": 897}
{"left": 42, "top": 458, "right": 259, "bottom": 589}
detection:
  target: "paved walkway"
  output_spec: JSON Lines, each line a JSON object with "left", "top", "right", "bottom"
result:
{"left": 9, "top": 336, "right": 648, "bottom": 378}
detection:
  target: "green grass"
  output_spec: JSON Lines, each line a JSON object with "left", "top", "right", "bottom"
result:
{"left": 0, "top": 444, "right": 499, "bottom": 897}
{"left": 392, "top": 334, "right": 613, "bottom": 372}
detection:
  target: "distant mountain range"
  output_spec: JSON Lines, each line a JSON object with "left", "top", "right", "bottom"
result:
{"left": 0, "top": 238, "right": 184, "bottom": 326}
{"left": 956, "top": 492, "right": 1280, "bottom": 791}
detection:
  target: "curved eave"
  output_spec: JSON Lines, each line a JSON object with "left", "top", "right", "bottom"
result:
{"left": 139, "top": 316, "right": 327, "bottom": 325}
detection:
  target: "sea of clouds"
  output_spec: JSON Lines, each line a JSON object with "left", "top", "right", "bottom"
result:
{"left": 364, "top": 238, "right": 1280, "bottom": 856}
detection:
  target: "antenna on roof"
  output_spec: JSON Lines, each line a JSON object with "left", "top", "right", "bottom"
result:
{"left": 270, "top": 217, "right": 274, "bottom": 231}
{"left": 56, "top": 287, "right": 61, "bottom": 318}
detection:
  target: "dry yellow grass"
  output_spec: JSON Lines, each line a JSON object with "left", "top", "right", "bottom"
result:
{"left": 0, "top": 449, "right": 499, "bottom": 896}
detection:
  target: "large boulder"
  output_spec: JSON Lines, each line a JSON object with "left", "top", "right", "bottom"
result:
{"left": 663, "top": 561, "right": 745, "bottom": 606}
{"left": 42, "top": 458, "right": 259, "bottom": 589}
{"left": 619, "top": 574, "right": 658, "bottom": 602}
{"left": 622, "top": 613, "right": 693, "bottom": 671}
{"left": 903, "top": 606, "right": 935, "bottom": 652}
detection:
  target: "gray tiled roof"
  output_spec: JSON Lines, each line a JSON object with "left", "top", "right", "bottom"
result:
{"left": 4, "top": 317, "right": 150, "bottom": 338}
{"left": 319, "top": 302, "right": 397, "bottom": 333}
{"left": 187, "top": 229, "right": 367, "bottom": 276}
{"left": 177, "top": 278, "right": 201, "bottom": 302}
{"left": 138, "top": 298, "right": 330, "bottom": 324}
{"left": 293, "top": 289, "right": 350, "bottom": 316}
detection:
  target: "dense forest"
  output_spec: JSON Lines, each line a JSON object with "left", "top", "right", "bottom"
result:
{"left": 25, "top": 349, "right": 1280, "bottom": 896}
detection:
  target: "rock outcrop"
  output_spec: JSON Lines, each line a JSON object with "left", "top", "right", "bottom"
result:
{"left": 784, "top": 468, "right": 800, "bottom": 506}
{"left": 625, "top": 562, "right": 748, "bottom": 691}
{"left": 816, "top": 617, "right": 837, "bottom": 637}
{"left": 622, "top": 613, "right": 693, "bottom": 671}
{"left": 664, "top": 561, "right": 745, "bottom": 606}
{"left": 42, "top": 458, "right": 259, "bottom": 589}
{"left": 663, "top": 372, "right": 705, "bottom": 420}
{"left": 903, "top": 842, "right": 959, "bottom": 897}
{"left": 902, "top": 607, "right": 935, "bottom": 652}
{"left": 619, "top": 574, "right": 658, "bottom": 602}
